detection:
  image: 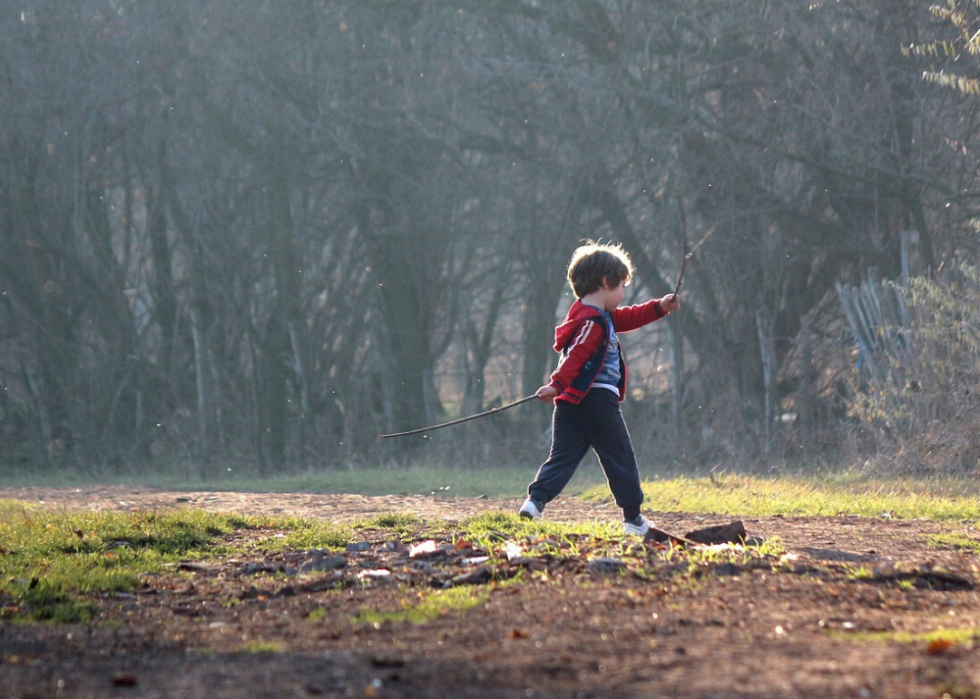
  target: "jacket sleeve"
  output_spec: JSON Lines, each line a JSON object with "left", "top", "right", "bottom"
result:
{"left": 548, "top": 319, "right": 604, "bottom": 393}
{"left": 610, "top": 299, "right": 666, "bottom": 333}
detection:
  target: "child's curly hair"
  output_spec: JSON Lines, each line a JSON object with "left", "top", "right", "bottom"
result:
{"left": 566, "top": 241, "right": 634, "bottom": 298}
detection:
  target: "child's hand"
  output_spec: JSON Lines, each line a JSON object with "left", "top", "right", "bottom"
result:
{"left": 536, "top": 385, "right": 559, "bottom": 403}
{"left": 661, "top": 294, "right": 681, "bottom": 313}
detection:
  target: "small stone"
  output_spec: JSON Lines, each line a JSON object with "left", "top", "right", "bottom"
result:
{"left": 588, "top": 557, "right": 626, "bottom": 574}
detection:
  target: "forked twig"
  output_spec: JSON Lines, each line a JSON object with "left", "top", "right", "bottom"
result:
{"left": 674, "top": 190, "right": 689, "bottom": 296}
{"left": 673, "top": 190, "right": 717, "bottom": 296}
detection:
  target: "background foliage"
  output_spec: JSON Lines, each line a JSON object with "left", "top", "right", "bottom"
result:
{"left": 1, "top": 0, "right": 978, "bottom": 478}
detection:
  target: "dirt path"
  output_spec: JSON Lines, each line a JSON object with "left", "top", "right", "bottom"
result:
{"left": 0, "top": 485, "right": 560, "bottom": 523}
{"left": 1, "top": 486, "right": 979, "bottom": 699}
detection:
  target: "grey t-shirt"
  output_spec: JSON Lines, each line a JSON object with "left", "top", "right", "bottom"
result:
{"left": 592, "top": 308, "right": 620, "bottom": 395}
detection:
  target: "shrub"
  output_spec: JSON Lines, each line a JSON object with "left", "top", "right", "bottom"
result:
{"left": 847, "top": 264, "right": 980, "bottom": 473}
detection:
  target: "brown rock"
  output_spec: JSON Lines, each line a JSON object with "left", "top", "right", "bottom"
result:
{"left": 684, "top": 521, "right": 747, "bottom": 545}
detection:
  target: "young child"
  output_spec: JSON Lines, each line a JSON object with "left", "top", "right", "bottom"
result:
{"left": 519, "top": 241, "right": 680, "bottom": 536}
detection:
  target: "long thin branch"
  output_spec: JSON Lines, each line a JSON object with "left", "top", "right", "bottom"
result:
{"left": 674, "top": 189, "right": 689, "bottom": 296}
{"left": 378, "top": 394, "right": 539, "bottom": 439}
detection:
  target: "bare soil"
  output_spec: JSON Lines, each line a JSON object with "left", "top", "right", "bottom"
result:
{"left": 1, "top": 485, "right": 980, "bottom": 699}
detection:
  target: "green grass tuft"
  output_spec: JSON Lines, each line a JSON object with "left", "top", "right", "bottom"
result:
{"left": 928, "top": 533, "right": 980, "bottom": 554}
{"left": 576, "top": 473, "right": 980, "bottom": 521}
{"left": 830, "top": 626, "right": 980, "bottom": 645}
{"left": 354, "top": 585, "right": 489, "bottom": 626}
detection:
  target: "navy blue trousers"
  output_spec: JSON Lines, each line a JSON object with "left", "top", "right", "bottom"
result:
{"left": 527, "top": 389, "right": 643, "bottom": 519}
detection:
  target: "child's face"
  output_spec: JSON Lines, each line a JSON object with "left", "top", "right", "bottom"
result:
{"left": 599, "top": 278, "right": 625, "bottom": 311}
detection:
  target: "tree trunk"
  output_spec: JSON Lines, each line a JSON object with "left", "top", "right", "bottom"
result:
{"left": 190, "top": 308, "right": 213, "bottom": 474}
{"left": 756, "top": 310, "right": 776, "bottom": 459}
{"left": 668, "top": 322, "right": 685, "bottom": 435}
{"left": 257, "top": 157, "right": 302, "bottom": 473}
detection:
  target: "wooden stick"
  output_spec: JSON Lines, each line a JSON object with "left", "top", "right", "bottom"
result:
{"left": 673, "top": 190, "right": 717, "bottom": 296}
{"left": 378, "top": 394, "right": 539, "bottom": 439}
{"left": 674, "top": 190, "right": 689, "bottom": 296}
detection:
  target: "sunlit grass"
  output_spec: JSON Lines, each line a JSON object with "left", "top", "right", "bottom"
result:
{"left": 0, "top": 462, "right": 602, "bottom": 498}
{"left": 353, "top": 585, "right": 490, "bottom": 626}
{"left": 358, "top": 512, "right": 424, "bottom": 531}
{"left": 0, "top": 503, "right": 351, "bottom": 621}
{"left": 217, "top": 465, "right": 546, "bottom": 498}
{"left": 459, "top": 511, "right": 619, "bottom": 540}
{"left": 575, "top": 473, "right": 980, "bottom": 522}
{"left": 241, "top": 641, "right": 286, "bottom": 653}
{"left": 250, "top": 517, "right": 352, "bottom": 553}
{"left": 11, "top": 463, "right": 980, "bottom": 523}
{"left": 928, "top": 533, "right": 980, "bottom": 554}
{"left": 829, "top": 626, "right": 980, "bottom": 646}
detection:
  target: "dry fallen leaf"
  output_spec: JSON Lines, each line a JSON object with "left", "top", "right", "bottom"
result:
{"left": 925, "top": 639, "right": 955, "bottom": 655}
{"left": 112, "top": 674, "right": 138, "bottom": 687}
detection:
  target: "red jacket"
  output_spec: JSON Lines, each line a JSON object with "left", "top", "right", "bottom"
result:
{"left": 548, "top": 298, "right": 667, "bottom": 404}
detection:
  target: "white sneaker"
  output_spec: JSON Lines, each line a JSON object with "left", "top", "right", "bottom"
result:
{"left": 623, "top": 514, "right": 653, "bottom": 537}
{"left": 519, "top": 498, "right": 543, "bottom": 521}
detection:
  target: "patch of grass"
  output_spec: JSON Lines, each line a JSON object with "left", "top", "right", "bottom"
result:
{"left": 929, "top": 533, "right": 980, "bottom": 554}
{"left": 0, "top": 455, "right": 619, "bottom": 498}
{"left": 454, "top": 512, "right": 626, "bottom": 560}
{"left": 0, "top": 505, "right": 235, "bottom": 621}
{"left": 251, "top": 517, "right": 352, "bottom": 553}
{"left": 0, "top": 461, "right": 546, "bottom": 495}
{"left": 369, "top": 512, "right": 423, "bottom": 528}
{"left": 748, "top": 535, "right": 787, "bottom": 558}
{"left": 681, "top": 536, "right": 786, "bottom": 565}
{"left": 843, "top": 564, "right": 877, "bottom": 582}
{"left": 0, "top": 502, "right": 349, "bottom": 622}
{"left": 652, "top": 537, "right": 786, "bottom": 584}
{"left": 457, "top": 511, "right": 527, "bottom": 538}
{"left": 581, "top": 473, "right": 980, "bottom": 521}
{"left": 831, "top": 626, "right": 980, "bottom": 646}
{"left": 354, "top": 585, "right": 490, "bottom": 626}
{"left": 241, "top": 641, "right": 285, "bottom": 653}
{"left": 10, "top": 590, "right": 99, "bottom": 624}
{"left": 355, "top": 512, "right": 425, "bottom": 537}
{"left": 460, "top": 512, "right": 619, "bottom": 540}
{"left": 191, "top": 464, "right": 549, "bottom": 498}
